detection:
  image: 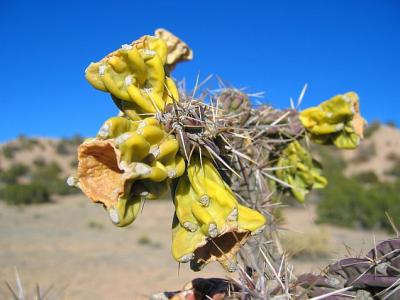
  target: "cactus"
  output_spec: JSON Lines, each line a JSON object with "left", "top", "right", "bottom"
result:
{"left": 171, "top": 156, "right": 266, "bottom": 272}
{"left": 275, "top": 140, "right": 328, "bottom": 202}
{"left": 72, "top": 115, "right": 185, "bottom": 227}
{"left": 72, "top": 30, "right": 369, "bottom": 284}
{"left": 299, "top": 92, "right": 366, "bottom": 149}
{"left": 85, "top": 35, "right": 180, "bottom": 120}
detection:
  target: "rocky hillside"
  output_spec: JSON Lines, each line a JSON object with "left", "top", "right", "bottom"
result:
{"left": 340, "top": 123, "right": 400, "bottom": 182}
{"left": 0, "top": 123, "right": 399, "bottom": 204}
{"left": 1, "top": 123, "right": 399, "bottom": 185}
{"left": 0, "top": 135, "right": 81, "bottom": 177}
{"left": 0, "top": 135, "right": 83, "bottom": 204}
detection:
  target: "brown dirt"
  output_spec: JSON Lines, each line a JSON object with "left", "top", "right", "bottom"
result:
{"left": 0, "top": 195, "right": 391, "bottom": 299}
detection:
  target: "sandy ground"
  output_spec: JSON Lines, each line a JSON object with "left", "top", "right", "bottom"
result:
{"left": 0, "top": 195, "right": 391, "bottom": 299}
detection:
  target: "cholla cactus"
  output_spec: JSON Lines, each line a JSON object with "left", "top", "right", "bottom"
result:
{"left": 71, "top": 29, "right": 366, "bottom": 287}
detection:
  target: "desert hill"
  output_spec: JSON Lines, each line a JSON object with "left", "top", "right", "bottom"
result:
{"left": 1, "top": 123, "right": 399, "bottom": 186}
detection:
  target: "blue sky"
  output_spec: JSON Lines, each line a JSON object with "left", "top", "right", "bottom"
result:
{"left": 1, "top": 0, "right": 399, "bottom": 142}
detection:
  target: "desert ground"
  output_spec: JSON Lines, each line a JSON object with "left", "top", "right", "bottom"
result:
{"left": 0, "top": 195, "right": 390, "bottom": 299}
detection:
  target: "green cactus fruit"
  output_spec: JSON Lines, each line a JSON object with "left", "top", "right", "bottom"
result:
{"left": 299, "top": 92, "right": 365, "bottom": 149}
{"left": 275, "top": 140, "right": 327, "bottom": 202}
{"left": 172, "top": 156, "right": 266, "bottom": 272}
{"left": 74, "top": 115, "right": 185, "bottom": 227}
{"left": 85, "top": 35, "right": 179, "bottom": 119}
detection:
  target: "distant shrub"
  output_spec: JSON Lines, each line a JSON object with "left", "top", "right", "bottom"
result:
{"left": 33, "top": 157, "right": 46, "bottom": 167}
{"left": 386, "top": 120, "right": 397, "bottom": 128}
{"left": 317, "top": 177, "right": 367, "bottom": 228}
{"left": 2, "top": 144, "right": 19, "bottom": 159}
{"left": 384, "top": 160, "right": 400, "bottom": 178}
{"left": 56, "top": 141, "right": 70, "bottom": 155}
{"left": 0, "top": 164, "right": 30, "bottom": 184}
{"left": 69, "top": 134, "right": 84, "bottom": 146}
{"left": 56, "top": 135, "right": 84, "bottom": 155}
{"left": 137, "top": 234, "right": 162, "bottom": 248}
{"left": 386, "top": 152, "right": 399, "bottom": 161}
{"left": 32, "top": 161, "right": 61, "bottom": 176}
{"left": 280, "top": 229, "right": 330, "bottom": 259}
{"left": 351, "top": 143, "right": 376, "bottom": 164}
{"left": 87, "top": 220, "right": 104, "bottom": 230}
{"left": 31, "top": 162, "right": 75, "bottom": 195}
{"left": 363, "top": 121, "right": 380, "bottom": 138}
{"left": 70, "top": 159, "right": 78, "bottom": 168}
{"left": 0, "top": 183, "right": 50, "bottom": 205}
{"left": 316, "top": 147, "right": 400, "bottom": 232}
{"left": 18, "top": 135, "right": 39, "bottom": 150}
{"left": 355, "top": 171, "right": 379, "bottom": 184}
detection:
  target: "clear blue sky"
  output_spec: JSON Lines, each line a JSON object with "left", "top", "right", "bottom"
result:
{"left": 1, "top": 0, "right": 399, "bottom": 142}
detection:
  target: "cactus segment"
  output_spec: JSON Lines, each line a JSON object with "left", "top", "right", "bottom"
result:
{"left": 172, "top": 157, "right": 266, "bottom": 272}
{"left": 299, "top": 92, "right": 365, "bottom": 149}
{"left": 75, "top": 115, "right": 185, "bottom": 226}
{"left": 217, "top": 88, "right": 251, "bottom": 114}
{"left": 85, "top": 35, "right": 179, "bottom": 119}
{"left": 275, "top": 140, "right": 327, "bottom": 202}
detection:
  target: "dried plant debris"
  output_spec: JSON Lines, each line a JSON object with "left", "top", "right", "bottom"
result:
{"left": 71, "top": 28, "right": 366, "bottom": 280}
